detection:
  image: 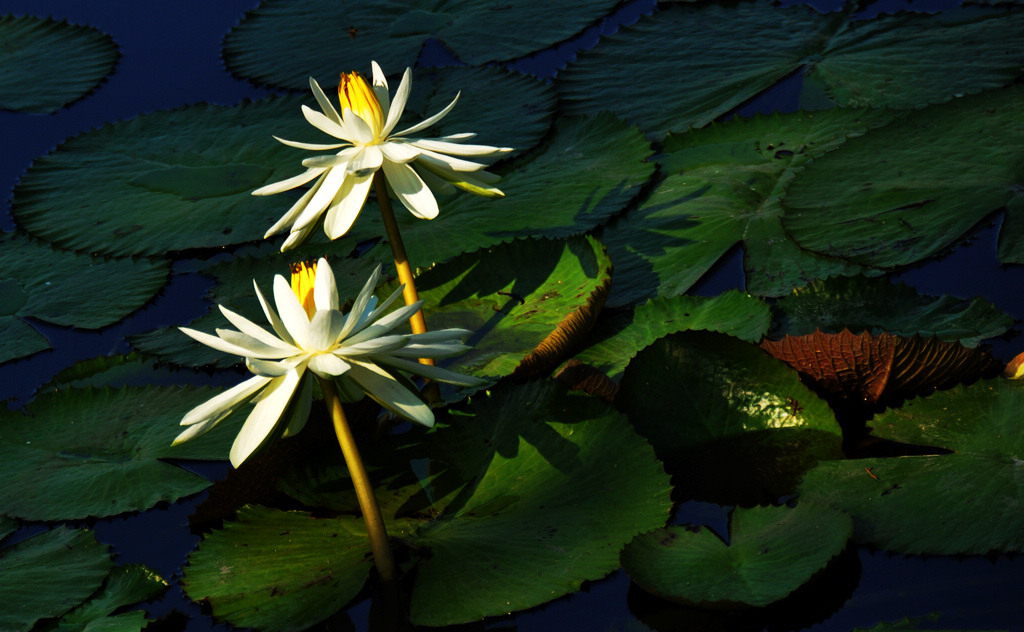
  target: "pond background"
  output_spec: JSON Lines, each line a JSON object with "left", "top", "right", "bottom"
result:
{"left": 2, "top": 0, "right": 1023, "bottom": 630}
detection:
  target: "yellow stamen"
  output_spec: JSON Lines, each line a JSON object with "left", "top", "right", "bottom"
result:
{"left": 338, "top": 71, "right": 384, "bottom": 139}
{"left": 289, "top": 260, "right": 318, "bottom": 319}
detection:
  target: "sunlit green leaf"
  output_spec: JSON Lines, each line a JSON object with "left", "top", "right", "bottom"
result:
{"left": 0, "top": 527, "right": 112, "bottom": 632}
{"left": 408, "top": 380, "right": 672, "bottom": 625}
{"left": 602, "top": 108, "right": 896, "bottom": 305}
{"left": 0, "top": 386, "right": 244, "bottom": 520}
{"left": 782, "top": 84, "right": 1024, "bottom": 269}
{"left": 184, "top": 506, "right": 373, "bottom": 632}
{"left": 0, "top": 231, "right": 168, "bottom": 364}
{"left": 619, "top": 331, "right": 842, "bottom": 505}
{"left": 771, "top": 276, "right": 1014, "bottom": 347}
{"left": 622, "top": 503, "right": 851, "bottom": 608}
{"left": 0, "top": 15, "right": 118, "bottom": 113}
{"left": 223, "top": 0, "right": 621, "bottom": 85}
{"left": 11, "top": 96, "right": 312, "bottom": 256}
{"left": 799, "top": 378, "right": 1024, "bottom": 554}
{"left": 58, "top": 564, "right": 166, "bottom": 631}
{"left": 565, "top": 290, "right": 771, "bottom": 383}
{"left": 560, "top": 2, "right": 1024, "bottom": 137}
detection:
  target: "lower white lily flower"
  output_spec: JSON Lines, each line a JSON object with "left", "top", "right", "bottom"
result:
{"left": 174, "top": 257, "right": 484, "bottom": 467}
{"left": 253, "top": 61, "right": 512, "bottom": 251}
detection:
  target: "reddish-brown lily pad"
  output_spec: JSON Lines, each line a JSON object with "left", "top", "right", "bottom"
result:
{"left": 760, "top": 329, "right": 1001, "bottom": 405}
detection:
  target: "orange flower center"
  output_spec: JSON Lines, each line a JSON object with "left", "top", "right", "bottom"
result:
{"left": 289, "top": 260, "right": 318, "bottom": 319}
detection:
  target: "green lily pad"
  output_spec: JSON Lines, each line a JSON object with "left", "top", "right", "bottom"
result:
{"left": 336, "top": 113, "right": 651, "bottom": 272}
{"left": 0, "top": 15, "right": 119, "bottom": 113}
{"left": 564, "top": 290, "right": 772, "bottom": 384}
{"left": 559, "top": 2, "right": 1024, "bottom": 137}
{"left": 622, "top": 503, "right": 851, "bottom": 608}
{"left": 0, "top": 231, "right": 169, "bottom": 364}
{"left": 0, "top": 386, "right": 245, "bottom": 520}
{"left": 57, "top": 564, "right": 166, "bottom": 631}
{"left": 798, "top": 378, "right": 1024, "bottom": 554}
{"left": 184, "top": 506, "right": 373, "bottom": 632}
{"left": 618, "top": 331, "right": 842, "bottom": 505}
{"left": 186, "top": 381, "right": 672, "bottom": 629}
{"left": 782, "top": 83, "right": 1024, "bottom": 269}
{"left": 407, "top": 381, "right": 672, "bottom": 625}
{"left": 0, "top": 516, "right": 15, "bottom": 542}
{"left": 11, "top": 95, "right": 314, "bottom": 256}
{"left": 0, "top": 527, "right": 112, "bottom": 632}
{"left": 601, "top": 107, "right": 896, "bottom": 306}
{"left": 771, "top": 275, "right": 1014, "bottom": 348}
{"left": 223, "top": 0, "right": 621, "bottom": 86}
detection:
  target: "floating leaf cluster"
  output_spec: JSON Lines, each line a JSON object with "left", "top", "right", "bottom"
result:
{"left": 2, "top": 0, "right": 1023, "bottom": 631}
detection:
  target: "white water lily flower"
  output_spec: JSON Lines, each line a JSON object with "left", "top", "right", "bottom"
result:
{"left": 174, "top": 257, "right": 484, "bottom": 467}
{"left": 254, "top": 61, "right": 512, "bottom": 251}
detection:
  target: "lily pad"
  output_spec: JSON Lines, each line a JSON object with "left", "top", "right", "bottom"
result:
{"left": 0, "top": 386, "right": 246, "bottom": 520}
{"left": 0, "top": 231, "right": 169, "bottom": 364}
{"left": 782, "top": 83, "right": 1024, "bottom": 268}
{"left": 563, "top": 290, "right": 772, "bottom": 385}
{"left": 184, "top": 506, "right": 374, "bottom": 632}
{"left": 771, "top": 275, "right": 1014, "bottom": 348}
{"left": 559, "top": 2, "right": 1024, "bottom": 137}
{"left": 601, "top": 107, "right": 896, "bottom": 306}
{"left": 798, "top": 378, "right": 1024, "bottom": 554}
{"left": 0, "top": 527, "right": 112, "bottom": 632}
{"left": 761, "top": 331, "right": 1002, "bottom": 405}
{"left": 58, "top": 564, "right": 167, "bottom": 631}
{"left": 618, "top": 331, "right": 843, "bottom": 505}
{"left": 621, "top": 503, "right": 852, "bottom": 608}
{"left": 11, "top": 95, "right": 314, "bottom": 256}
{"left": 223, "top": 0, "right": 621, "bottom": 86}
{"left": 0, "top": 15, "right": 119, "bottom": 113}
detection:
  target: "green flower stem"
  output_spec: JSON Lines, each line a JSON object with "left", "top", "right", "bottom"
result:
{"left": 318, "top": 376, "right": 397, "bottom": 583}
{"left": 374, "top": 170, "right": 434, "bottom": 367}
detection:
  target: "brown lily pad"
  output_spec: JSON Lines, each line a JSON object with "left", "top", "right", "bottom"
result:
{"left": 760, "top": 329, "right": 1001, "bottom": 405}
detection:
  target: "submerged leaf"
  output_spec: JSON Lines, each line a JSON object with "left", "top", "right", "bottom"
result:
{"left": 621, "top": 503, "right": 851, "bottom": 608}
{"left": 761, "top": 330, "right": 1002, "bottom": 405}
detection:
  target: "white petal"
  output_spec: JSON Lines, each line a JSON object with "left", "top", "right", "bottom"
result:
{"left": 383, "top": 161, "right": 439, "bottom": 219}
{"left": 179, "top": 326, "right": 270, "bottom": 359}
{"left": 292, "top": 162, "right": 350, "bottom": 232}
{"left": 342, "top": 107, "right": 375, "bottom": 144}
{"left": 302, "top": 104, "right": 352, "bottom": 140}
{"left": 345, "top": 301, "right": 423, "bottom": 345}
{"left": 408, "top": 328, "right": 473, "bottom": 343}
{"left": 252, "top": 167, "right": 326, "bottom": 196}
{"left": 254, "top": 280, "right": 295, "bottom": 345}
{"left": 313, "top": 256, "right": 338, "bottom": 311}
{"left": 273, "top": 275, "right": 314, "bottom": 350}
{"left": 246, "top": 357, "right": 297, "bottom": 377}
{"left": 230, "top": 369, "right": 305, "bottom": 467}
{"left": 323, "top": 171, "right": 374, "bottom": 239}
{"left": 388, "top": 342, "right": 470, "bottom": 358}
{"left": 348, "top": 144, "right": 383, "bottom": 177}
{"left": 392, "top": 91, "right": 459, "bottom": 138}
{"left": 302, "top": 154, "right": 358, "bottom": 169}
{"left": 408, "top": 138, "right": 511, "bottom": 158}
{"left": 219, "top": 305, "right": 296, "bottom": 352}
{"left": 310, "top": 76, "right": 341, "bottom": 124}
{"left": 307, "top": 309, "right": 346, "bottom": 350}
{"left": 180, "top": 374, "right": 272, "bottom": 427}
{"left": 360, "top": 285, "right": 404, "bottom": 330}
{"left": 413, "top": 147, "right": 489, "bottom": 173}
{"left": 380, "top": 67, "right": 412, "bottom": 138}
{"left": 280, "top": 223, "right": 317, "bottom": 252}
{"left": 376, "top": 355, "right": 488, "bottom": 386}
{"left": 264, "top": 173, "right": 328, "bottom": 238}
{"left": 281, "top": 374, "right": 313, "bottom": 438}
{"left": 411, "top": 163, "right": 456, "bottom": 196}
{"left": 274, "top": 135, "right": 347, "bottom": 151}
{"left": 308, "top": 352, "right": 352, "bottom": 377}
{"left": 436, "top": 132, "right": 477, "bottom": 142}
{"left": 215, "top": 328, "right": 296, "bottom": 358}
{"left": 381, "top": 141, "right": 421, "bottom": 164}
{"left": 339, "top": 334, "right": 409, "bottom": 356}
{"left": 370, "top": 61, "right": 390, "bottom": 115}
{"left": 339, "top": 265, "right": 382, "bottom": 340}
{"left": 346, "top": 361, "right": 434, "bottom": 427}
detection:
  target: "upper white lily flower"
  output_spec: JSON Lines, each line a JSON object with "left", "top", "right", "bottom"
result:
{"left": 254, "top": 61, "right": 513, "bottom": 251}
{"left": 174, "top": 257, "right": 484, "bottom": 467}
